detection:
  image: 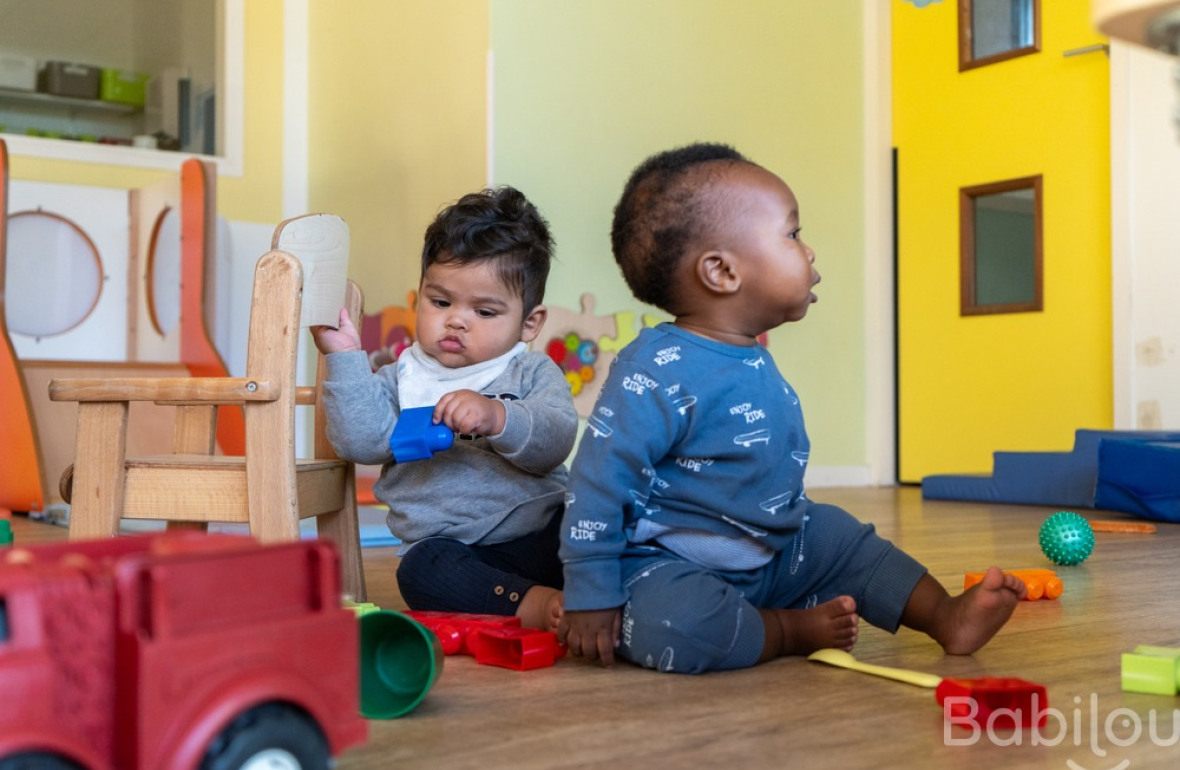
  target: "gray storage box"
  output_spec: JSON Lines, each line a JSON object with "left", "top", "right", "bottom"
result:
{"left": 38, "top": 61, "right": 101, "bottom": 99}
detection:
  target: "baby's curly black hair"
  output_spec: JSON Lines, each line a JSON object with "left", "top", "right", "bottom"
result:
{"left": 421, "top": 186, "right": 554, "bottom": 314}
{"left": 610, "top": 143, "right": 749, "bottom": 312}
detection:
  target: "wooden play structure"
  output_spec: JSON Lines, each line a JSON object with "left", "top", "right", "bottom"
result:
{"left": 49, "top": 214, "right": 366, "bottom": 600}
{"left": 1, "top": 142, "right": 241, "bottom": 515}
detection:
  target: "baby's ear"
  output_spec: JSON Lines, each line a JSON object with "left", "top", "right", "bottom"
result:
{"left": 520, "top": 304, "right": 548, "bottom": 343}
{"left": 696, "top": 250, "right": 741, "bottom": 295}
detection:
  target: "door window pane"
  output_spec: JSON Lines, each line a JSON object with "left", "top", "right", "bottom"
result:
{"left": 960, "top": 175, "right": 1042, "bottom": 315}
{"left": 960, "top": 0, "right": 1040, "bottom": 70}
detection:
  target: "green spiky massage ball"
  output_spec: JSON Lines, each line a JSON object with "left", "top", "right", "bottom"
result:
{"left": 1039, "top": 511, "right": 1094, "bottom": 566}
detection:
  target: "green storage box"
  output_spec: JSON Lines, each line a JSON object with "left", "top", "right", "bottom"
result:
{"left": 100, "top": 69, "right": 149, "bottom": 107}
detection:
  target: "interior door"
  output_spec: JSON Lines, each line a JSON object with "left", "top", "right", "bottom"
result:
{"left": 893, "top": 0, "right": 1113, "bottom": 483}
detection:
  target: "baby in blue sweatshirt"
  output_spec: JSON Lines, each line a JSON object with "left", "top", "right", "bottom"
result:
{"left": 558, "top": 144, "right": 1025, "bottom": 672}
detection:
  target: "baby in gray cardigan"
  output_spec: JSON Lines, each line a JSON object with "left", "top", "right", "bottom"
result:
{"left": 312, "top": 187, "right": 576, "bottom": 630}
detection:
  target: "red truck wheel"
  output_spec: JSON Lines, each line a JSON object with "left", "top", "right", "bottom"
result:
{"left": 199, "top": 704, "right": 330, "bottom": 770}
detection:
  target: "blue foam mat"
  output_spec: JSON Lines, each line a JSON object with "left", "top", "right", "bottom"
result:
{"left": 116, "top": 505, "right": 401, "bottom": 547}
{"left": 922, "top": 429, "right": 1180, "bottom": 513}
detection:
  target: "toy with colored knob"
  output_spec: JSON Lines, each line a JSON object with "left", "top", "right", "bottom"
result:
{"left": 1038, "top": 511, "right": 1094, "bottom": 566}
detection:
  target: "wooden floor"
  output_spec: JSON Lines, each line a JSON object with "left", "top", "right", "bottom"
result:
{"left": 10, "top": 487, "right": 1180, "bottom": 769}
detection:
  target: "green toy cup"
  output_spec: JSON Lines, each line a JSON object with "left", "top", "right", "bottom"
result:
{"left": 358, "top": 610, "right": 443, "bottom": 719}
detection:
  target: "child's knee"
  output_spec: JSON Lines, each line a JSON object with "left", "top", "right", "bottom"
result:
{"left": 395, "top": 539, "right": 460, "bottom": 605}
{"left": 394, "top": 548, "right": 429, "bottom": 604}
{"left": 617, "top": 568, "right": 763, "bottom": 673}
{"left": 395, "top": 541, "right": 433, "bottom": 582}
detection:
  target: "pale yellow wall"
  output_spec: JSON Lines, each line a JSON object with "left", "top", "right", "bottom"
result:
{"left": 307, "top": 0, "right": 489, "bottom": 310}
{"left": 218, "top": 0, "right": 285, "bottom": 222}
{"left": 491, "top": 0, "right": 869, "bottom": 468}
{"left": 893, "top": 0, "right": 1112, "bottom": 479}
{"left": 4, "top": 0, "right": 285, "bottom": 224}
{"left": 3, "top": 3, "right": 888, "bottom": 475}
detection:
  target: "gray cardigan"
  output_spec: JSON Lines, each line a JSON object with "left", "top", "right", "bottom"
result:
{"left": 322, "top": 350, "right": 577, "bottom": 548}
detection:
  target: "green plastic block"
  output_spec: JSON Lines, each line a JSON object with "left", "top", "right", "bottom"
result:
{"left": 1121, "top": 647, "right": 1180, "bottom": 695}
{"left": 0, "top": 520, "right": 12, "bottom": 547}
{"left": 343, "top": 599, "right": 381, "bottom": 617}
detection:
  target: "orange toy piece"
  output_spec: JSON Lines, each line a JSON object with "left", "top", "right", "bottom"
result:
{"left": 1091, "top": 520, "right": 1157, "bottom": 534}
{"left": 964, "top": 568, "right": 1063, "bottom": 601}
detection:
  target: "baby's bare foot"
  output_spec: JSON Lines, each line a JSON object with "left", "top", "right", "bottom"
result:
{"left": 517, "top": 586, "right": 563, "bottom": 631}
{"left": 762, "top": 596, "right": 859, "bottom": 660}
{"left": 937, "top": 567, "right": 1025, "bottom": 654}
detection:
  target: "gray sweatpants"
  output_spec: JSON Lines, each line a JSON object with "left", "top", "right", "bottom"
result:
{"left": 615, "top": 502, "right": 927, "bottom": 673}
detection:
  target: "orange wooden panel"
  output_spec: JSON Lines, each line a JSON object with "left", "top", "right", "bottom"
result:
{"left": 179, "top": 158, "right": 244, "bottom": 454}
{"left": 0, "top": 139, "right": 46, "bottom": 512}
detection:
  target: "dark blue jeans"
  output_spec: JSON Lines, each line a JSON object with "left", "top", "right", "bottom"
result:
{"left": 396, "top": 510, "right": 564, "bottom": 615}
{"left": 616, "top": 503, "right": 927, "bottom": 673}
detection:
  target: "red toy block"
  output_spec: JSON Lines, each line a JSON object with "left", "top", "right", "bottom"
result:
{"left": 936, "top": 676, "right": 1048, "bottom": 729}
{"left": 405, "top": 610, "right": 522, "bottom": 655}
{"left": 466, "top": 625, "right": 567, "bottom": 671}
{"left": 404, "top": 610, "right": 565, "bottom": 669}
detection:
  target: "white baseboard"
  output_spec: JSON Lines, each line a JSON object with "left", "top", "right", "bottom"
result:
{"left": 805, "top": 465, "right": 874, "bottom": 488}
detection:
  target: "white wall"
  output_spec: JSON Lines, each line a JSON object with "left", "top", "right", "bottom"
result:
{"left": 0, "top": 0, "right": 137, "bottom": 68}
{"left": 1110, "top": 41, "right": 1180, "bottom": 429}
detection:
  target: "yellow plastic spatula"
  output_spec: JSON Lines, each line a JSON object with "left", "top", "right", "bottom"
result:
{"left": 806, "top": 648, "right": 942, "bottom": 688}
{"left": 808, "top": 648, "right": 1050, "bottom": 729}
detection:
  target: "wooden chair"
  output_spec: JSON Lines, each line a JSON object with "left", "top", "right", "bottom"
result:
{"left": 49, "top": 215, "right": 366, "bottom": 600}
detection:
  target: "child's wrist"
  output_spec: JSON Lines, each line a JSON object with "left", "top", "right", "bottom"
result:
{"left": 490, "top": 400, "right": 507, "bottom": 435}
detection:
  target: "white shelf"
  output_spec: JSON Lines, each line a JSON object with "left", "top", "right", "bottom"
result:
{"left": 0, "top": 86, "right": 141, "bottom": 116}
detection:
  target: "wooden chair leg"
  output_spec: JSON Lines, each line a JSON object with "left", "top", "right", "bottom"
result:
{"left": 166, "top": 404, "right": 218, "bottom": 533}
{"left": 69, "top": 402, "right": 129, "bottom": 539}
{"left": 315, "top": 468, "right": 367, "bottom": 601}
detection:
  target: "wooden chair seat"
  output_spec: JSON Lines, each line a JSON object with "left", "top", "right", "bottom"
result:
{"left": 116, "top": 455, "right": 349, "bottom": 522}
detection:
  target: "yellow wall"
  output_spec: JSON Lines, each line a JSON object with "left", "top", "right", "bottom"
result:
{"left": 491, "top": 0, "right": 870, "bottom": 467}
{"left": 308, "top": 0, "right": 489, "bottom": 310}
{"left": 6, "top": 0, "right": 286, "bottom": 224}
{"left": 893, "top": 0, "right": 1112, "bottom": 479}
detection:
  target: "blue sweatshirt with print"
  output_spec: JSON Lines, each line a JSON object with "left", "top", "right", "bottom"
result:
{"left": 560, "top": 323, "right": 811, "bottom": 611}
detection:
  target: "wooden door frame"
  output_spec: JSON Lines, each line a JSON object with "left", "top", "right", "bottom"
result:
{"left": 865, "top": 0, "right": 897, "bottom": 485}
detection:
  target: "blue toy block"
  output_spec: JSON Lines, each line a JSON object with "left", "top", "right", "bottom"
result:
{"left": 390, "top": 406, "right": 454, "bottom": 463}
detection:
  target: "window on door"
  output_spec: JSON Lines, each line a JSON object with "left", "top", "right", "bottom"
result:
{"left": 959, "top": 0, "right": 1040, "bottom": 71}
{"left": 960, "top": 175, "right": 1043, "bottom": 315}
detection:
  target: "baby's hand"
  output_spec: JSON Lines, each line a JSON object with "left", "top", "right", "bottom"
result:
{"left": 433, "top": 390, "right": 506, "bottom": 436}
{"left": 310, "top": 308, "right": 362, "bottom": 354}
{"left": 559, "top": 608, "right": 622, "bottom": 667}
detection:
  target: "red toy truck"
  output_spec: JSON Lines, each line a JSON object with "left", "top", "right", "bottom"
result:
{"left": 0, "top": 533, "right": 367, "bottom": 770}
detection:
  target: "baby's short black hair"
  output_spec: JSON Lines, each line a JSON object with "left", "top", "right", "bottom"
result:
{"left": 421, "top": 186, "right": 554, "bottom": 314}
{"left": 611, "top": 143, "right": 749, "bottom": 312}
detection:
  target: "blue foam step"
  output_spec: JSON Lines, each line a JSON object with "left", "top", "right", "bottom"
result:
{"left": 922, "top": 429, "right": 1180, "bottom": 510}
{"left": 1095, "top": 440, "right": 1180, "bottom": 523}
